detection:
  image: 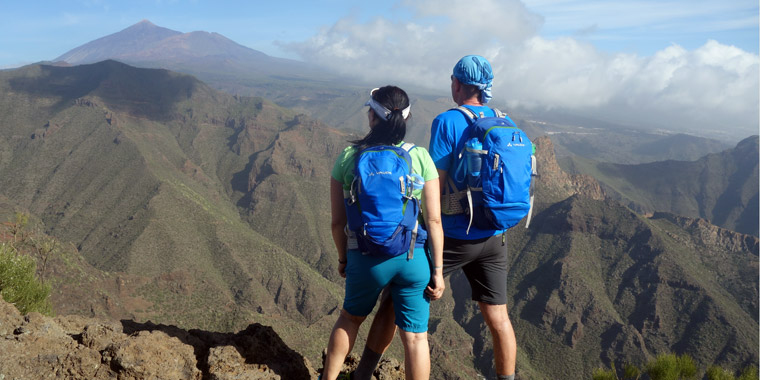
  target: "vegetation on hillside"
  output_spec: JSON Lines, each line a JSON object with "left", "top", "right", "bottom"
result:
{"left": 706, "top": 365, "right": 758, "bottom": 380}
{"left": 592, "top": 352, "right": 758, "bottom": 380}
{"left": 0, "top": 213, "right": 55, "bottom": 315}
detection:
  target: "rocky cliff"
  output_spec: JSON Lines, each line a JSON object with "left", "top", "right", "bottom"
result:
{"left": 0, "top": 297, "right": 317, "bottom": 379}
{"left": 0, "top": 297, "right": 408, "bottom": 379}
{"left": 0, "top": 295, "right": 415, "bottom": 380}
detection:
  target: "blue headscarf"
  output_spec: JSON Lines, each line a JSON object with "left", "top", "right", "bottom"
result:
{"left": 452, "top": 55, "right": 493, "bottom": 104}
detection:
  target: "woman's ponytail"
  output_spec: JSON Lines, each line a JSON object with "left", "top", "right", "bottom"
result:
{"left": 352, "top": 86, "right": 410, "bottom": 150}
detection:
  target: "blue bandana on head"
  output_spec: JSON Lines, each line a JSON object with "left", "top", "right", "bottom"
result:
{"left": 452, "top": 55, "right": 493, "bottom": 104}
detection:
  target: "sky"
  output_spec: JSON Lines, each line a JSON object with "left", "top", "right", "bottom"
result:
{"left": 1, "top": 0, "right": 758, "bottom": 140}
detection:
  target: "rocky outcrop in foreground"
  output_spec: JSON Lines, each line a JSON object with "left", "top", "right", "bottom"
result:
{"left": 0, "top": 297, "right": 319, "bottom": 379}
{"left": 0, "top": 297, "right": 406, "bottom": 379}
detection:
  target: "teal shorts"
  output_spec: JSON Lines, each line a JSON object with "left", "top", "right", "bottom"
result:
{"left": 343, "top": 247, "right": 431, "bottom": 333}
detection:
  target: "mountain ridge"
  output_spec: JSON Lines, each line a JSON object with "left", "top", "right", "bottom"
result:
{"left": 558, "top": 136, "right": 759, "bottom": 236}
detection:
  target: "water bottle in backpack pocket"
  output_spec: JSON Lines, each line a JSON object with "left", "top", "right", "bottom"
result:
{"left": 464, "top": 138, "right": 483, "bottom": 188}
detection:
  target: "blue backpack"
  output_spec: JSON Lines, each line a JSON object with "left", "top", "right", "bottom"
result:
{"left": 444, "top": 107, "right": 536, "bottom": 232}
{"left": 344, "top": 143, "right": 423, "bottom": 258}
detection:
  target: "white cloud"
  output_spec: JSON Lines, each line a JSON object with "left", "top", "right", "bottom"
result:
{"left": 286, "top": 0, "right": 543, "bottom": 88}
{"left": 503, "top": 38, "right": 758, "bottom": 137}
{"left": 285, "top": 0, "right": 759, "bottom": 139}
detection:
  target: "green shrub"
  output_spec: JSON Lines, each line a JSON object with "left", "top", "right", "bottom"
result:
{"left": 646, "top": 353, "right": 697, "bottom": 380}
{"left": 592, "top": 367, "right": 618, "bottom": 380}
{"left": 676, "top": 354, "right": 697, "bottom": 379}
{"left": 595, "top": 354, "right": 754, "bottom": 380}
{"left": 646, "top": 353, "right": 679, "bottom": 380}
{"left": 623, "top": 363, "right": 641, "bottom": 380}
{"left": 707, "top": 366, "right": 735, "bottom": 380}
{"left": 737, "top": 366, "right": 758, "bottom": 380}
{"left": 0, "top": 242, "right": 53, "bottom": 315}
{"left": 710, "top": 365, "right": 760, "bottom": 380}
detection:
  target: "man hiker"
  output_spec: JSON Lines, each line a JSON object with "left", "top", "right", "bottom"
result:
{"left": 352, "top": 55, "right": 520, "bottom": 380}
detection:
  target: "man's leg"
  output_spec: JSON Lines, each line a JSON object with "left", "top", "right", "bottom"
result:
{"left": 354, "top": 291, "right": 396, "bottom": 380}
{"left": 478, "top": 302, "right": 516, "bottom": 378}
{"left": 365, "top": 290, "right": 397, "bottom": 353}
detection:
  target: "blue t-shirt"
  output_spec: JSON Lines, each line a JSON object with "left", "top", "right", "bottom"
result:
{"left": 429, "top": 105, "right": 511, "bottom": 240}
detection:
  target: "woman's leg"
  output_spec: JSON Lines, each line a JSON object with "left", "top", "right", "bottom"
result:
{"left": 399, "top": 329, "right": 430, "bottom": 380}
{"left": 323, "top": 309, "right": 366, "bottom": 380}
{"left": 389, "top": 249, "right": 432, "bottom": 380}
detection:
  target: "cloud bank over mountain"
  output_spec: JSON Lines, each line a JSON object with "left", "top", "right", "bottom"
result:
{"left": 286, "top": 0, "right": 759, "bottom": 140}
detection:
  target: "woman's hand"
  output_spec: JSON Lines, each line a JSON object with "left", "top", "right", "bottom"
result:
{"left": 331, "top": 178, "right": 349, "bottom": 279}
{"left": 425, "top": 271, "right": 445, "bottom": 300}
{"left": 422, "top": 176, "right": 445, "bottom": 301}
{"left": 338, "top": 261, "right": 347, "bottom": 278}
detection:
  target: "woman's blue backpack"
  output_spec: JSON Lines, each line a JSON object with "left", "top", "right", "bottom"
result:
{"left": 344, "top": 143, "right": 422, "bottom": 258}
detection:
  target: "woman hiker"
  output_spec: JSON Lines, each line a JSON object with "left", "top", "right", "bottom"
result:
{"left": 322, "top": 85, "right": 445, "bottom": 380}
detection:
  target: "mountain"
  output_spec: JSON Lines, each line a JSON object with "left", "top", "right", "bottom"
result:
{"left": 0, "top": 61, "right": 756, "bottom": 379}
{"left": 52, "top": 20, "right": 738, "bottom": 168}
{"left": 54, "top": 19, "right": 312, "bottom": 76}
{"left": 54, "top": 20, "right": 182, "bottom": 64}
{"left": 50, "top": 20, "right": 524, "bottom": 153}
{"left": 558, "top": 136, "right": 759, "bottom": 236}
{"left": 53, "top": 20, "right": 339, "bottom": 98}
{"left": 0, "top": 60, "right": 351, "bottom": 362}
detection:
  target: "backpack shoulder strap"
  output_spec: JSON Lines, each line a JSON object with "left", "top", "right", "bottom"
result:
{"left": 454, "top": 106, "right": 505, "bottom": 121}
{"left": 399, "top": 142, "right": 419, "bottom": 259}
{"left": 454, "top": 106, "right": 478, "bottom": 121}
{"left": 400, "top": 142, "right": 415, "bottom": 152}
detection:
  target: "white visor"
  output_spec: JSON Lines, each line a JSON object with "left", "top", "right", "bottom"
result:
{"left": 365, "top": 88, "right": 411, "bottom": 121}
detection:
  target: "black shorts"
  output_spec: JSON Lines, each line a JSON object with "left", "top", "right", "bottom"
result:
{"left": 442, "top": 234, "right": 508, "bottom": 305}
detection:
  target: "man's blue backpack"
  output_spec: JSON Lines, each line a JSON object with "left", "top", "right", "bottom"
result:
{"left": 444, "top": 107, "right": 536, "bottom": 232}
{"left": 344, "top": 143, "right": 423, "bottom": 258}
